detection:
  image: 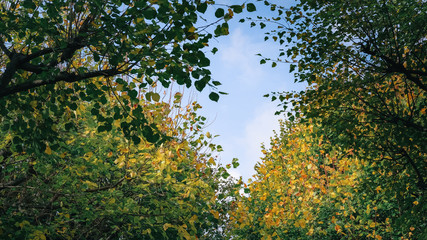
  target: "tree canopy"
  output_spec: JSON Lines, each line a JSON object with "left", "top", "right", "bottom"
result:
{"left": 1, "top": 88, "right": 240, "bottom": 239}
{"left": 230, "top": 120, "right": 425, "bottom": 239}
{"left": 0, "top": 0, "right": 235, "bottom": 148}
{"left": 0, "top": 0, "right": 245, "bottom": 239}
{"left": 266, "top": 0, "right": 426, "bottom": 190}
{"left": 1, "top": 0, "right": 426, "bottom": 239}
{"left": 231, "top": 0, "right": 426, "bottom": 239}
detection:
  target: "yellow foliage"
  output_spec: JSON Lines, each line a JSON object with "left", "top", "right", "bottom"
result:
{"left": 230, "top": 121, "right": 398, "bottom": 238}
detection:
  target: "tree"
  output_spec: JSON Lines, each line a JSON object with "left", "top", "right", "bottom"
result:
{"left": 0, "top": 88, "right": 240, "bottom": 239}
{"left": 266, "top": 0, "right": 426, "bottom": 190}
{"left": 256, "top": 0, "right": 426, "bottom": 190}
{"left": 0, "top": 1, "right": 251, "bottom": 238}
{"left": 0, "top": 0, "right": 234, "bottom": 148}
{"left": 229, "top": 0, "right": 426, "bottom": 238}
{"left": 230, "top": 120, "right": 425, "bottom": 239}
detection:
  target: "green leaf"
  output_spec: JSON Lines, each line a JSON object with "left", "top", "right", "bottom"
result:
{"left": 215, "top": 8, "right": 225, "bottom": 18}
{"left": 221, "top": 171, "right": 230, "bottom": 179}
{"left": 197, "top": 2, "right": 208, "bottom": 13}
{"left": 231, "top": 5, "right": 243, "bottom": 13}
{"left": 144, "top": 8, "right": 156, "bottom": 19}
{"left": 246, "top": 3, "right": 256, "bottom": 12}
{"left": 69, "top": 102, "right": 78, "bottom": 110}
{"left": 212, "top": 81, "right": 221, "bottom": 86}
{"left": 145, "top": 92, "right": 152, "bottom": 101}
{"left": 214, "top": 23, "right": 229, "bottom": 36}
{"left": 232, "top": 158, "right": 240, "bottom": 168}
{"left": 195, "top": 80, "right": 206, "bottom": 92}
{"left": 132, "top": 135, "right": 141, "bottom": 145}
{"left": 199, "top": 56, "right": 210, "bottom": 67}
{"left": 128, "top": 90, "right": 138, "bottom": 99}
{"left": 151, "top": 93, "right": 160, "bottom": 102}
{"left": 209, "top": 92, "right": 219, "bottom": 102}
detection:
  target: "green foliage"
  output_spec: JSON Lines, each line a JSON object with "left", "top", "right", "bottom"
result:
{"left": 0, "top": 91, "right": 240, "bottom": 239}
{"left": 0, "top": 0, "right": 233, "bottom": 146}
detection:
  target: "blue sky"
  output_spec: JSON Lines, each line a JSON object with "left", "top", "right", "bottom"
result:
{"left": 194, "top": 1, "right": 306, "bottom": 181}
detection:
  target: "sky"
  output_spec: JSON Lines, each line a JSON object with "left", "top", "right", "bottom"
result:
{"left": 193, "top": 1, "right": 306, "bottom": 182}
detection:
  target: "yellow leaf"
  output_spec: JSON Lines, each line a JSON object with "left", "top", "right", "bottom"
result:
{"left": 83, "top": 180, "right": 98, "bottom": 188}
{"left": 32, "top": 230, "right": 46, "bottom": 240}
{"left": 294, "top": 219, "right": 306, "bottom": 228}
{"left": 189, "top": 215, "right": 198, "bottom": 224}
{"left": 30, "top": 100, "right": 37, "bottom": 108}
{"left": 228, "top": 8, "right": 234, "bottom": 17}
{"left": 208, "top": 157, "right": 216, "bottom": 166}
{"left": 84, "top": 151, "right": 93, "bottom": 160}
{"left": 18, "top": 220, "right": 30, "bottom": 228}
{"left": 120, "top": 148, "right": 129, "bottom": 153}
{"left": 45, "top": 145, "right": 52, "bottom": 155}
{"left": 163, "top": 223, "right": 172, "bottom": 231}
{"left": 210, "top": 210, "right": 220, "bottom": 219}
{"left": 188, "top": 26, "right": 196, "bottom": 33}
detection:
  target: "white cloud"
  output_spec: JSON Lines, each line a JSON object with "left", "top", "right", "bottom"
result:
{"left": 235, "top": 102, "right": 281, "bottom": 181}
{"left": 218, "top": 29, "right": 267, "bottom": 87}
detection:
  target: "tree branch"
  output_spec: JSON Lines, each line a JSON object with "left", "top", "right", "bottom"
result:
{"left": 361, "top": 46, "right": 427, "bottom": 91}
{"left": 0, "top": 36, "right": 12, "bottom": 57}
{"left": 0, "top": 165, "right": 36, "bottom": 190}
{"left": 401, "top": 149, "right": 426, "bottom": 191}
{"left": 85, "top": 176, "right": 126, "bottom": 193}
{"left": 0, "top": 13, "right": 96, "bottom": 94}
{"left": 0, "top": 52, "right": 26, "bottom": 89}
{"left": 0, "top": 68, "right": 121, "bottom": 98}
